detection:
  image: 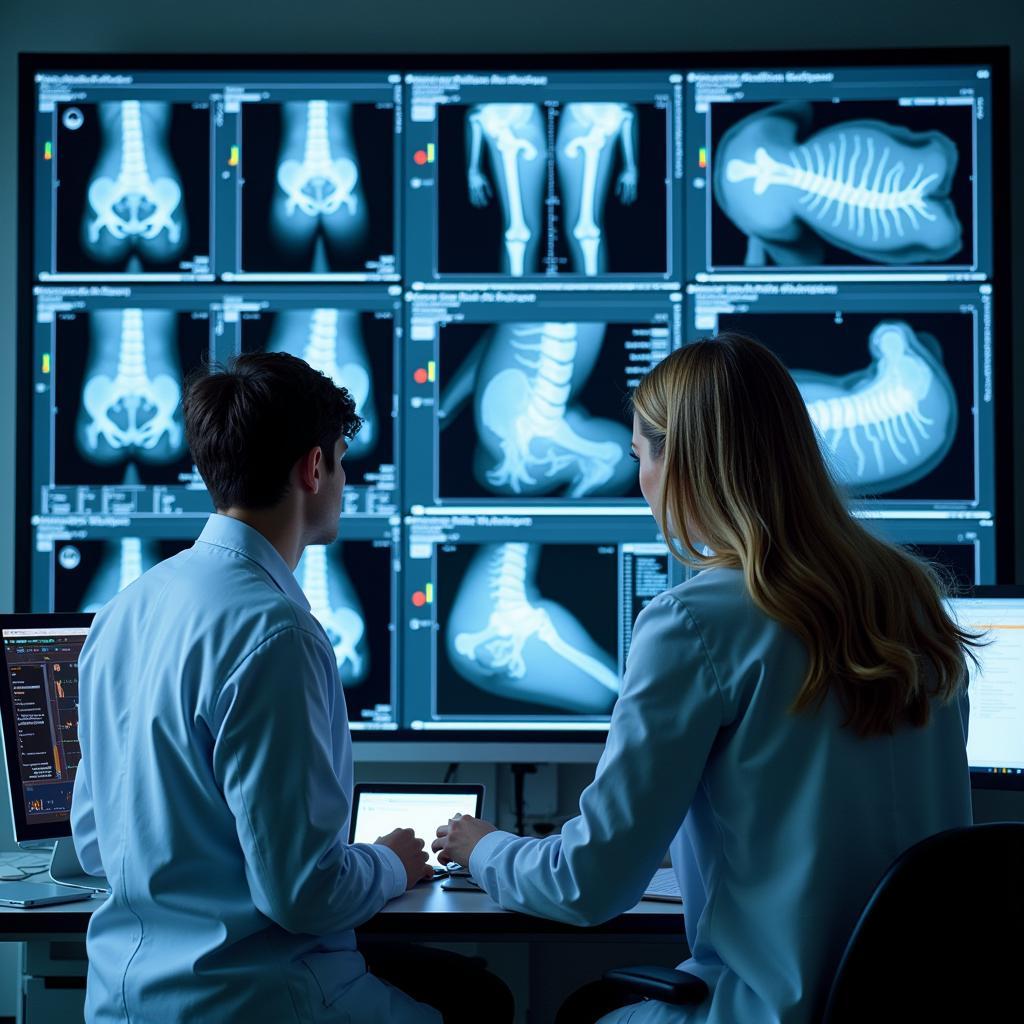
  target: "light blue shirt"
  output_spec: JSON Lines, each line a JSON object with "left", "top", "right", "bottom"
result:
{"left": 72, "top": 515, "right": 440, "bottom": 1024}
{"left": 469, "top": 567, "right": 973, "bottom": 1024}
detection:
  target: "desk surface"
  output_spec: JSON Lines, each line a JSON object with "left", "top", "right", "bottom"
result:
{"left": 0, "top": 871, "right": 683, "bottom": 940}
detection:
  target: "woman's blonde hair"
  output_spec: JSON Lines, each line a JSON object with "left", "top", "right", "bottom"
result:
{"left": 631, "top": 333, "right": 980, "bottom": 737}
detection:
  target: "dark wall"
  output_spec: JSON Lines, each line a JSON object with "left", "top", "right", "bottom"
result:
{"left": 1, "top": 0, "right": 1021, "bottom": 607}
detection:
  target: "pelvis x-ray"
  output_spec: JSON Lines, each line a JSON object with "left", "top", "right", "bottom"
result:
{"left": 55, "top": 102, "right": 209, "bottom": 273}
{"left": 438, "top": 103, "right": 667, "bottom": 276}
{"left": 54, "top": 309, "right": 209, "bottom": 487}
{"left": 717, "top": 312, "right": 974, "bottom": 500}
{"left": 438, "top": 321, "right": 637, "bottom": 500}
{"left": 54, "top": 539, "right": 193, "bottom": 613}
{"left": 241, "top": 309, "right": 393, "bottom": 485}
{"left": 294, "top": 541, "right": 391, "bottom": 713}
{"left": 711, "top": 101, "right": 973, "bottom": 267}
{"left": 241, "top": 102, "right": 395, "bottom": 273}
{"left": 437, "top": 543, "right": 619, "bottom": 716}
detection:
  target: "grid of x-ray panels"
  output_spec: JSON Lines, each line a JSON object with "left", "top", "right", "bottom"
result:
{"left": 18, "top": 57, "right": 1003, "bottom": 737}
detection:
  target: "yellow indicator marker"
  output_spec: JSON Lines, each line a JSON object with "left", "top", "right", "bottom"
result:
{"left": 427, "top": 360, "right": 436, "bottom": 382}
{"left": 229, "top": 145, "right": 240, "bottom": 167}
{"left": 427, "top": 143, "right": 435, "bottom": 163}
{"left": 41, "top": 353, "right": 50, "bottom": 374}
{"left": 698, "top": 147, "right": 707, "bottom": 169}
{"left": 44, "top": 142, "right": 52, "bottom": 161}
{"left": 425, "top": 583, "right": 434, "bottom": 604}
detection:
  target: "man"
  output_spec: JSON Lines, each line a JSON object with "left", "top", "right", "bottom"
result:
{"left": 72, "top": 352, "right": 512, "bottom": 1023}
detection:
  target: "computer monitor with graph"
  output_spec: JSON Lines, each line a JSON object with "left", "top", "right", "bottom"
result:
{"left": 16, "top": 50, "right": 1012, "bottom": 748}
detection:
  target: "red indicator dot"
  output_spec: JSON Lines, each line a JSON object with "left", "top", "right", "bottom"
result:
{"left": 413, "top": 367, "right": 428, "bottom": 384}
{"left": 412, "top": 591, "right": 426, "bottom": 607}
{"left": 413, "top": 150, "right": 428, "bottom": 166}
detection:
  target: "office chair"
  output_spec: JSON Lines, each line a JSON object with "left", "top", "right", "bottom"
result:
{"left": 578, "top": 822, "right": 1023, "bottom": 1023}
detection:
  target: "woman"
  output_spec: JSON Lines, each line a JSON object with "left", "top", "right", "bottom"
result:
{"left": 433, "top": 334, "right": 978, "bottom": 1024}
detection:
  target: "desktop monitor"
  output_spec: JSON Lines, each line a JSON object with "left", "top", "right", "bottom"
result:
{"left": 0, "top": 614, "right": 92, "bottom": 845}
{"left": 15, "top": 50, "right": 1012, "bottom": 753}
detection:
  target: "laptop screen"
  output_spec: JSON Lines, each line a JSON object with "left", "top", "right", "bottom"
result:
{"left": 350, "top": 786, "right": 484, "bottom": 868}
{"left": 0, "top": 618, "right": 92, "bottom": 842}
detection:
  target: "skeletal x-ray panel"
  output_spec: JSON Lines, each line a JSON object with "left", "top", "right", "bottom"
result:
{"left": 437, "top": 103, "right": 667, "bottom": 276}
{"left": 53, "top": 539, "right": 194, "bottom": 613}
{"left": 717, "top": 313, "right": 974, "bottom": 501}
{"left": 437, "top": 321, "right": 642, "bottom": 500}
{"left": 294, "top": 541, "right": 392, "bottom": 721}
{"left": 241, "top": 309, "right": 394, "bottom": 488}
{"left": 436, "top": 542, "right": 619, "bottom": 717}
{"left": 240, "top": 102, "right": 395, "bottom": 274}
{"left": 54, "top": 102, "right": 210, "bottom": 274}
{"left": 710, "top": 101, "right": 974, "bottom": 268}
{"left": 53, "top": 309, "right": 209, "bottom": 487}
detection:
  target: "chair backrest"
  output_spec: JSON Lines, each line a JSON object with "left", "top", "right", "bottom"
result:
{"left": 820, "top": 822, "right": 1024, "bottom": 1024}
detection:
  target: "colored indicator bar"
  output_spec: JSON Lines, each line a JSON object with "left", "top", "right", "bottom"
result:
{"left": 44, "top": 142, "right": 52, "bottom": 161}
{"left": 427, "top": 360, "right": 436, "bottom": 382}
{"left": 426, "top": 143, "right": 435, "bottom": 163}
{"left": 228, "top": 145, "right": 240, "bottom": 167}
{"left": 41, "top": 354, "right": 50, "bottom": 374}
{"left": 425, "top": 583, "right": 433, "bottom": 603}
{"left": 411, "top": 584, "right": 435, "bottom": 608}
{"left": 698, "top": 147, "right": 707, "bottom": 169}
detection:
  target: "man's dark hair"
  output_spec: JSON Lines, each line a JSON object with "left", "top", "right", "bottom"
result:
{"left": 183, "top": 352, "right": 362, "bottom": 510}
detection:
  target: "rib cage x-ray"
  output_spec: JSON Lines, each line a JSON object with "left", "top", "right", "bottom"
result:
{"left": 793, "top": 320, "right": 958, "bottom": 492}
{"left": 712, "top": 101, "right": 966, "bottom": 267}
{"left": 442, "top": 543, "right": 619, "bottom": 714}
{"left": 441, "top": 101, "right": 662, "bottom": 276}
{"left": 438, "top": 322, "right": 634, "bottom": 498}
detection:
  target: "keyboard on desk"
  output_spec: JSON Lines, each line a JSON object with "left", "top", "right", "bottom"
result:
{"left": 643, "top": 868, "right": 682, "bottom": 903}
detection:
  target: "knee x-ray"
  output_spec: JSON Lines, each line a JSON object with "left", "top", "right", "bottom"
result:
{"left": 711, "top": 101, "right": 973, "bottom": 268}
{"left": 54, "top": 309, "right": 209, "bottom": 487}
{"left": 717, "top": 312, "right": 974, "bottom": 501}
{"left": 241, "top": 309, "right": 393, "bottom": 486}
{"left": 293, "top": 541, "right": 392, "bottom": 716}
{"left": 437, "top": 321, "right": 638, "bottom": 499}
{"left": 436, "top": 542, "right": 619, "bottom": 716}
{"left": 437, "top": 103, "right": 667, "bottom": 276}
{"left": 54, "top": 539, "right": 193, "bottom": 613}
{"left": 240, "top": 102, "right": 395, "bottom": 273}
{"left": 54, "top": 101, "right": 209, "bottom": 273}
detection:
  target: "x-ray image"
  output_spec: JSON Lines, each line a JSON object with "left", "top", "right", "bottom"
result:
{"left": 54, "top": 309, "right": 209, "bottom": 487}
{"left": 717, "top": 312, "right": 975, "bottom": 501}
{"left": 54, "top": 101, "right": 210, "bottom": 273}
{"left": 437, "top": 322, "right": 641, "bottom": 500}
{"left": 240, "top": 102, "right": 395, "bottom": 273}
{"left": 294, "top": 541, "right": 392, "bottom": 714}
{"left": 437, "top": 102, "right": 667, "bottom": 276}
{"left": 54, "top": 538, "right": 193, "bottom": 613}
{"left": 436, "top": 542, "right": 620, "bottom": 717}
{"left": 241, "top": 309, "right": 394, "bottom": 486}
{"left": 710, "top": 101, "right": 974, "bottom": 268}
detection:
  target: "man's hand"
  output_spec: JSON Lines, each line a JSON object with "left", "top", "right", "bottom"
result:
{"left": 375, "top": 828, "right": 433, "bottom": 890}
{"left": 431, "top": 814, "right": 497, "bottom": 868}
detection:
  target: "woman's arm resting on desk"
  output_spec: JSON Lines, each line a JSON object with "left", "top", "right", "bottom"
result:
{"left": 435, "top": 594, "right": 724, "bottom": 927}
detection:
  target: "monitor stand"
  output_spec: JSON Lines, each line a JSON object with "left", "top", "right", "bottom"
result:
{"left": 49, "top": 837, "right": 110, "bottom": 894}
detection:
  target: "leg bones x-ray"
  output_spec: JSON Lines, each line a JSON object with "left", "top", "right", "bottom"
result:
{"left": 714, "top": 102, "right": 962, "bottom": 265}
{"left": 446, "top": 543, "right": 619, "bottom": 713}
{"left": 794, "top": 320, "right": 957, "bottom": 492}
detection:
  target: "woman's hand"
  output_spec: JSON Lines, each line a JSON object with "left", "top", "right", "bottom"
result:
{"left": 432, "top": 814, "right": 497, "bottom": 867}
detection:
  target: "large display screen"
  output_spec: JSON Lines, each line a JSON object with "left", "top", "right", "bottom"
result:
{"left": 17, "top": 52, "right": 1011, "bottom": 742}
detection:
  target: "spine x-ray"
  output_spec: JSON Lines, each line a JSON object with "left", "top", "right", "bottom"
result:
{"left": 54, "top": 539, "right": 193, "bottom": 613}
{"left": 240, "top": 102, "right": 395, "bottom": 273}
{"left": 293, "top": 541, "right": 392, "bottom": 719}
{"left": 711, "top": 101, "right": 973, "bottom": 268}
{"left": 54, "top": 101, "right": 209, "bottom": 273}
{"left": 437, "top": 102, "right": 667, "bottom": 276}
{"left": 436, "top": 542, "right": 619, "bottom": 717}
{"left": 437, "top": 321, "right": 642, "bottom": 500}
{"left": 54, "top": 309, "right": 209, "bottom": 487}
{"left": 241, "top": 309, "right": 394, "bottom": 486}
{"left": 717, "top": 312, "right": 974, "bottom": 501}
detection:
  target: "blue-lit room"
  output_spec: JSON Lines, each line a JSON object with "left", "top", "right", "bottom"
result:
{"left": 0, "top": 2, "right": 1021, "bottom": 1021}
